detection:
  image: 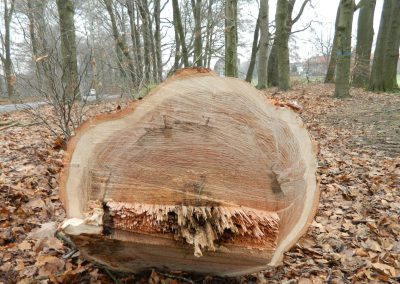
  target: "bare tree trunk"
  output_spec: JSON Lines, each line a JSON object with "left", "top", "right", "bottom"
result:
{"left": 245, "top": 14, "right": 260, "bottom": 83}
{"left": 191, "top": 0, "right": 203, "bottom": 66}
{"left": 203, "top": 0, "right": 214, "bottom": 67}
{"left": 126, "top": 0, "right": 143, "bottom": 81}
{"left": 27, "top": 0, "right": 45, "bottom": 89}
{"left": 275, "top": 0, "right": 290, "bottom": 90}
{"left": 0, "top": 0, "right": 16, "bottom": 98}
{"left": 384, "top": 0, "right": 400, "bottom": 90}
{"left": 257, "top": 0, "right": 268, "bottom": 88}
{"left": 325, "top": 7, "right": 340, "bottom": 83}
{"left": 333, "top": 0, "right": 355, "bottom": 98}
{"left": 352, "top": 0, "right": 376, "bottom": 87}
{"left": 86, "top": 0, "right": 98, "bottom": 95}
{"left": 173, "top": 32, "right": 181, "bottom": 71}
{"left": 56, "top": 0, "right": 79, "bottom": 99}
{"left": 141, "top": 0, "right": 158, "bottom": 82}
{"left": 369, "top": 0, "right": 400, "bottom": 92}
{"left": 135, "top": 9, "right": 143, "bottom": 79}
{"left": 137, "top": 0, "right": 153, "bottom": 83}
{"left": 172, "top": 0, "right": 189, "bottom": 67}
{"left": 172, "top": 6, "right": 182, "bottom": 72}
{"left": 268, "top": 0, "right": 300, "bottom": 87}
{"left": 104, "top": 0, "right": 137, "bottom": 88}
{"left": 267, "top": 44, "right": 279, "bottom": 87}
{"left": 225, "top": 0, "right": 238, "bottom": 77}
{"left": 154, "top": 0, "right": 163, "bottom": 80}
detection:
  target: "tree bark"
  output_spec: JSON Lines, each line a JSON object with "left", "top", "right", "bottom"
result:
{"left": 172, "top": 0, "right": 189, "bottom": 67}
{"left": 268, "top": 0, "right": 297, "bottom": 87}
{"left": 192, "top": 0, "right": 203, "bottom": 66}
{"left": 369, "top": 0, "right": 400, "bottom": 92}
{"left": 154, "top": 0, "right": 163, "bottom": 80}
{"left": 245, "top": 14, "right": 260, "bottom": 83}
{"left": 137, "top": 0, "right": 154, "bottom": 83}
{"left": 140, "top": 0, "right": 158, "bottom": 83}
{"left": 384, "top": 0, "right": 400, "bottom": 90}
{"left": 0, "top": 0, "right": 16, "bottom": 98}
{"left": 105, "top": 0, "right": 137, "bottom": 86}
{"left": 333, "top": 0, "right": 355, "bottom": 98}
{"left": 325, "top": 7, "right": 340, "bottom": 83}
{"left": 126, "top": 0, "right": 143, "bottom": 81}
{"left": 275, "top": 0, "right": 290, "bottom": 90}
{"left": 26, "top": 0, "right": 46, "bottom": 89}
{"left": 56, "top": 0, "right": 79, "bottom": 100}
{"left": 203, "top": 0, "right": 214, "bottom": 67}
{"left": 225, "top": 0, "right": 238, "bottom": 77}
{"left": 267, "top": 44, "right": 279, "bottom": 87}
{"left": 173, "top": 14, "right": 182, "bottom": 72}
{"left": 257, "top": 0, "right": 268, "bottom": 89}
{"left": 352, "top": 0, "right": 376, "bottom": 87}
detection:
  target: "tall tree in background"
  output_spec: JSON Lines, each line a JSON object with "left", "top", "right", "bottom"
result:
{"left": 192, "top": 0, "right": 203, "bottom": 66}
{"left": 325, "top": 7, "right": 340, "bottom": 83}
{"left": 26, "top": 0, "right": 48, "bottom": 90}
{"left": 245, "top": 13, "right": 260, "bottom": 82}
{"left": 137, "top": 0, "right": 156, "bottom": 83}
{"left": 56, "top": 0, "right": 79, "bottom": 99}
{"left": 143, "top": 0, "right": 158, "bottom": 82}
{"left": 172, "top": 0, "right": 189, "bottom": 67}
{"left": 154, "top": 0, "right": 163, "bottom": 80}
{"left": 104, "top": 0, "right": 137, "bottom": 87}
{"left": 257, "top": 0, "right": 268, "bottom": 89}
{"left": 225, "top": 0, "right": 237, "bottom": 77}
{"left": 275, "top": 0, "right": 290, "bottom": 90}
{"left": 268, "top": 0, "right": 310, "bottom": 87}
{"left": 333, "top": 0, "right": 355, "bottom": 98}
{"left": 352, "top": 0, "right": 376, "bottom": 87}
{"left": 203, "top": 0, "right": 215, "bottom": 68}
{"left": 0, "top": 0, "right": 16, "bottom": 98}
{"left": 126, "top": 0, "right": 143, "bottom": 81}
{"left": 369, "top": 0, "right": 400, "bottom": 92}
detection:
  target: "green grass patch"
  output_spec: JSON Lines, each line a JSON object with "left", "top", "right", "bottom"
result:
{"left": 291, "top": 76, "right": 325, "bottom": 84}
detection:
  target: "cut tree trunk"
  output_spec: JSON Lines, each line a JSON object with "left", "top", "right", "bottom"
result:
{"left": 60, "top": 68, "right": 319, "bottom": 276}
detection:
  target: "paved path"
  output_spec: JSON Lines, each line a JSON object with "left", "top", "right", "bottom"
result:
{"left": 0, "top": 95, "right": 120, "bottom": 114}
{"left": 0, "top": 102, "right": 46, "bottom": 113}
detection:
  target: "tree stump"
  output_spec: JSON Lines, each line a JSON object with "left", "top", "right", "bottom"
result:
{"left": 60, "top": 68, "right": 319, "bottom": 276}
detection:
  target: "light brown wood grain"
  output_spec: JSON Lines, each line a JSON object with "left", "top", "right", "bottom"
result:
{"left": 60, "top": 68, "right": 319, "bottom": 275}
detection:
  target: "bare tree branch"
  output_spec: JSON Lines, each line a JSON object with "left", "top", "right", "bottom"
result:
{"left": 291, "top": 0, "right": 311, "bottom": 25}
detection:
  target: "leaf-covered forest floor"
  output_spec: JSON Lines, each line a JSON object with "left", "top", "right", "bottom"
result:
{"left": 0, "top": 84, "right": 399, "bottom": 283}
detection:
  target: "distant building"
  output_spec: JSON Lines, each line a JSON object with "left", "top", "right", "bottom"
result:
{"left": 303, "top": 55, "right": 328, "bottom": 76}
{"left": 290, "top": 62, "right": 304, "bottom": 76}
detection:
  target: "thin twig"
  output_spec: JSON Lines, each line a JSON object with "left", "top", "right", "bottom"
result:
{"left": 104, "top": 268, "right": 120, "bottom": 284}
{"left": 157, "top": 272, "right": 196, "bottom": 284}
